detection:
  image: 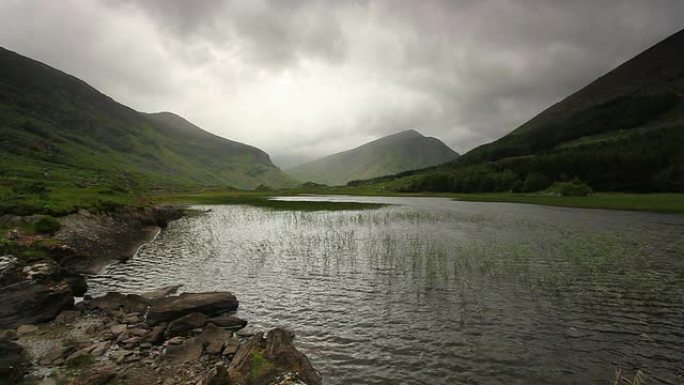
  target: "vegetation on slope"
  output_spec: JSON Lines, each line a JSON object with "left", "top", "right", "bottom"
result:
{"left": 361, "top": 29, "right": 684, "bottom": 194}
{"left": 0, "top": 46, "right": 295, "bottom": 215}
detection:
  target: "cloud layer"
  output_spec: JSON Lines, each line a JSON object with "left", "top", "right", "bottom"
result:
{"left": 1, "top": 0, "right": 683, "bottom": 167}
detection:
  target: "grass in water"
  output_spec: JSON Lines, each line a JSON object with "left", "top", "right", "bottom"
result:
{"left": 154, "top": 193, "right": 387, "bottom": 211}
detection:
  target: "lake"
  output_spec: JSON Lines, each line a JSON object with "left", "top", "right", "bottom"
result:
{"left": 87, "top": 196, "right": 684, "bottom": 385}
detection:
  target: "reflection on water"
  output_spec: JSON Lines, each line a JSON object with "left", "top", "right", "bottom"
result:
{"left": 88, "top": 197, "right": 684, "bottom": 385}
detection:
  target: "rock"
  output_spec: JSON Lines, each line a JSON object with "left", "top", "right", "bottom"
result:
{"left": 196, "top": 364, "right": 230, "bottom": 385}
{"left": 84, "top": 292, "right": 149, "bottom": 315}
{"left": 110, "top": 324, "right": 127, "bottom": 336}
{"left": 22, "top": 260, "right": 60, "bottom": 281}
{"left": 109, "top": 350, "right": 131, "bottom": 365}
{"left": 56, "top": 310, "right": 81, "bottom": 324}
{"left": 124, "top": 314, "right": 141, "bottom": 324}
{"left": 198, "top": 324, "right": 234, "bottom": 355}
{"left": 141, "top": 285, "right": 183, "bottom": 300}
{"left": 141, "top": 323, "right": 167, "bottom": 345}
{"left": 0, "top": 329, "right": 17, "bottom": 339}
{"left": 222, "top": 338, "right": 241, "bottom": 356}
{"left": 0, "top": 279, "right": 74, "bottom": 329}
{"left": 164, "top": 336, "right": 184, "bottom": 346}
{"left": 0, "top": 338, "right": 29, "bottom": 382}
{"left": 228, "top": 328, "right": 321, "bottom": 385}
{"left": 69, "top": 361, "right": 118, "bottom": 385}
{"left": 140, "top": 342, "right": 152, "bottom": 349}
{"left": 65, "top": 348, "right": 92, "bottom": 366}
{"left": 90, "top": 341, "right": 111, "bottom": 356}
{"left": 0, "top": 255, "right": 19, "bottom": 284}
{"left": 119, "top": 336, "right": 141, "bottom": 349}
{"left": 66, "top": 275, "right": 88, "bottom": 297}
{"left": 128, "top": 327, "right": 148, "bottom": 337}
{"left": 165, "top": 336, "right": 204, "bottom": 364}
{"left": 16, "top": 324, "right": 39, "bottom": 336}
{"left": 207, "top": 313, "right": 248, "bottom": 331}
{"left": 147, "top": 292, "right": 239, "bottom": 325}
{"left": 42, "top": 344, "right": 76, "bottom": 364}
{"left": 165, "top": 312, "right": 207, "bottom": 338}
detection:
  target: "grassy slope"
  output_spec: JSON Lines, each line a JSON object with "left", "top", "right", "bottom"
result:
{"left": 0, "top": 46, "right": 295, "bottom": 209}
{"left": 287, "top": 130, "right": 458, "bottom": 185}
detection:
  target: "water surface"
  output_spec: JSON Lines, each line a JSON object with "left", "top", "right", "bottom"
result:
{"left": 88, "top": 196, "right": 684, "bottom": 385}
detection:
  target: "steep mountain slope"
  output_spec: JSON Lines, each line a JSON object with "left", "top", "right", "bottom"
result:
{"left": 377, "top": 29, "right": 684, "bottom": 193}
{"left": 287, "top": 130, "right": 458, "bottom": 185}
{"left": 0, "top": 47, "right": 294, "bottom": 191}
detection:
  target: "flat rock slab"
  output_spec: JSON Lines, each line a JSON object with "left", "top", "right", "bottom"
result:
{"left": 84, "top": 291, "right": 238, "bottom": 325}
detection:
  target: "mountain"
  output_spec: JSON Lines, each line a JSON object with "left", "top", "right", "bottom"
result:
{"left": 0, "top": 47, "right": 294, "bottom": 191}
{"left": 287, "top": 130, "right": 459, "bottom": 186}
{"left": 375, "top": 29, "right": 684, "bottom": 193}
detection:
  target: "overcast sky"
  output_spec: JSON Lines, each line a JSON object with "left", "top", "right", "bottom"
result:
{"left": 1, "top": 1, "right": 683, "bottom": 168}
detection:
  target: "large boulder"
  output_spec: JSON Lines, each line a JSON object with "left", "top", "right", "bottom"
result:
{"left": 147, "top": 292, "right": 239, "bottom": 325}
{"left": 84, "top": 291, "right": 239, "bottom": 325}
{"left": 0, "top": 279, "right": 74, "bottom": 329}
{"left": 208, "top": 313, "right": 248, "bottom": 331}
{"left": 165, "top": 312, "right": 207, "bottom": 338}
{"left": 228, "top": 328, "right": 321, "bottom": 385}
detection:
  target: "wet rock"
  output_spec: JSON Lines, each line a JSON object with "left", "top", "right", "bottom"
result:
{"left": 69, "top": 361, "right": 117, "bottom": 385}
{"left": 0, "top": 338, "right": 29, "bottom": 383}
{"left": 66, "top": 275, "right": 88, "bottom": 297}
{"left": 84, "top": 292, "right": 149, "bottom": 315}
{"left": 0, "top": 279, "right": 74, "bottom": 328}
{"left": 141, "top": 285, "right": 183, "bottom": 301}
{"left": 147, "top": 292, "right": 239, "bottom": 325}
{"left": 56, "top": 310, "right": 81, "bottom": 324}
{"left": 128, "top": 327, "right": 148, "bottom": 337}
{"left": 228, "top": 328, "right": 321, "bottom": 385}
{"left": 207, "top": 313, "right": 247, "bottom": 331}
{"left": 17, "top": 324, "right": 40, "bottom": 336}
{"left": 166, "top": 312, "right": 207, "bottom": 338}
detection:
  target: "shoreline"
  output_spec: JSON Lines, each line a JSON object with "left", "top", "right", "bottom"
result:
{"left": 0, "top": 205, "right": 323, "bottom": 385}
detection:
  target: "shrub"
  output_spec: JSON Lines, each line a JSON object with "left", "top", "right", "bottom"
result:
{"left": 522, "top": 173, "right": 551, "bottom": 192}
{"left": 548, "top": 179, "right": 593, "bottom": 196}
{"left": 33, "top": 216, "right": 62, "bottom": 234}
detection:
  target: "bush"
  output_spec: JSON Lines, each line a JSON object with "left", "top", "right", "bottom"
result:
{"left": 33, "top": 216, "right": 62, "bottom": 234}
{"left": 522, "top": 173, "right": 551, "bottom": 192}
{"left": 547, "top": 179, "right": 593, "bottom": 196}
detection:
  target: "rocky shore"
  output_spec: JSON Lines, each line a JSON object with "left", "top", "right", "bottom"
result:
{"left": 0, "top": 207, "right": 322, "bottom": 385}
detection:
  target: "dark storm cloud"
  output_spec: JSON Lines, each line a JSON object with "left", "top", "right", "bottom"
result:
{"left": 1, "top": 0, "right": 683, "bottom": 167}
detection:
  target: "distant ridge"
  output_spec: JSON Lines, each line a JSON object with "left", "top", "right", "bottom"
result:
{"left": 287, "top": 130, "right": 458, "bottom": 185}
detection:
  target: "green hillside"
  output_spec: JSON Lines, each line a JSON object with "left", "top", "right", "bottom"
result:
{"left": 287, "top": 130, "right": 458, "bottom": 186}
{"left": 0, "top": 46, "right": 294, "bottom": 211}
{"left": 370, "top": 29, "right": 684, "bottom": 193}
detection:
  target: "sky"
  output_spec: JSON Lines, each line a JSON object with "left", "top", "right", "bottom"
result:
{"left": 1, "top": 1, "right": 683, "bottom": 168}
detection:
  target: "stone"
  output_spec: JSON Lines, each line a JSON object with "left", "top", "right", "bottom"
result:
{"left": 196, "top": 364, "right": 230, "bottom": 385}
{"left": 222, "top": 338, "right": 240, "bottom": 356}
{"left": 109, "top": 350, "right": 131, "bottom": 365}
{"left": 110, "top": 324, "right": 127, "bottom": 336}
{"left": 0, "top": 279, "right": 74, "bottom": 329}
{"left": 0, "top": 329, "right": 17, "bottom": 339}
{"left": 69, "top": 361, "right": 117, "bottom": 385}
{"left": 207, "top": 313, "right": 247, "bottom": 331}
{"left": 141, "top": 285, "right": 183, "bottom": 300}
{"left": 128, "top": 327, "right": 148, "bottom": 337}
{"left": 65, "top": 348, "right": 92, "bottom": 366}
{"left": 16, "top": 324, "right": 39, "bottom": 336}
{"left": 141, "top": 323, "right": 167, "bottom": 345}
{"left": 198, "top": 324, "right": 234, "bottom": 355}
{"left": 164, "top": 337, "right": 184, "bottom": 346}
{"left": 42, "top": 344, "right": 76, "bottom": 364}
{"left": 124, "top": 314, "right": 141, "bottom": 324}
{"left": 90, "top": 341, "right": 111, "bottom": 356}
{"left": 228, "top": 328, "right": 321, "bottom": 385}
{"left": 22, "top": 260, "right": 60, "bottom": 280}
{"left": 165, "top": 312, "right": 207, "bottom": 338}
{"left": 164, "top": 336, "right": 204, "bottom": 364}
{"left": 84, "top": 292, "right": 149, "bottom": 315}
{"left": 147, "top": 292, "right": 239, "bottom": 325}
{"left": 0, "top": 339, "right": 29, "bottom": 383}
{"left": 55, "top": 310, "right": 81, "bottom": 324}
{"left": 119, "top": 336, "right": 141, "bottom": 349}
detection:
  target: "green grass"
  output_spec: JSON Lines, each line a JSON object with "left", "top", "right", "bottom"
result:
{"left": 449, "top": 192, "right": 684, "bottom": 213}
{"left": 153, "top": 192, "right": 387, "bottom": 211}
